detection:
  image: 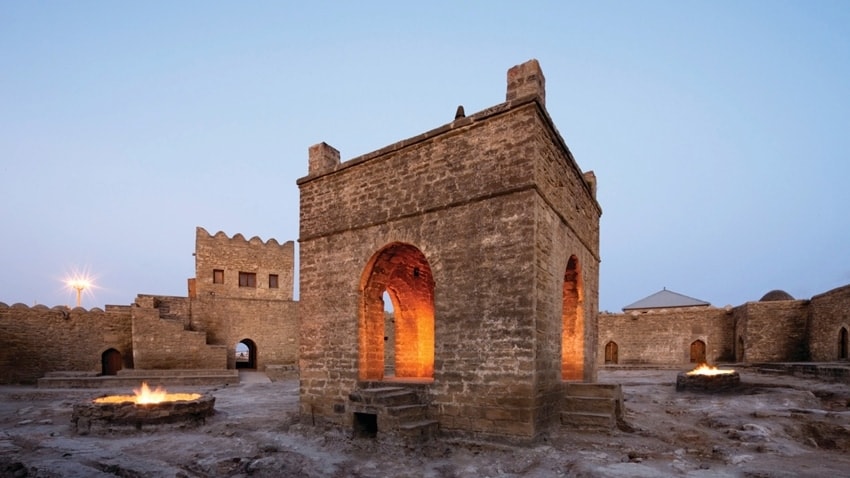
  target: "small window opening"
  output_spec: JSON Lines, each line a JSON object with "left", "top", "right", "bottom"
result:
{"left": 213, "top": 269, "right": 224, "bottom": 284}
{"left": 269, "top": 274, "right": 279, "bottom": 289}
{"left": 353, "top": 412, "right": 378, "bottom": 438}
{"left": 413, "top": 267, "right": 420, "bottom": 278}
{"left": 239, "top": 272, "right": 257, "bottom": 288}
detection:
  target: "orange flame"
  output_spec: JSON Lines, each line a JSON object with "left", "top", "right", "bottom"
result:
{"left": 134, "top": 382, "right": 168, "bottom": 404}
{"left": 687, "top": 363, "right": 735, "bottom": 376}
{"left": 93, "top": 382, "right": 200, "bottom": 404}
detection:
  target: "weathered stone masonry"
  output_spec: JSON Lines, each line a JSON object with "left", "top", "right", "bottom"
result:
{"left": 0, "top": 227, "right": 299, "bottom": 383}
{"left": 298, "top": 60, "right": 602, "bottom": 440}
{"left": 599, "top": 284, "right": 850, "bottom": 367}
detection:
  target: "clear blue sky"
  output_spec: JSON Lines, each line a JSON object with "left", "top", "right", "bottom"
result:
{"left": 2, "top": 2, "right": 848, "bottom": 312}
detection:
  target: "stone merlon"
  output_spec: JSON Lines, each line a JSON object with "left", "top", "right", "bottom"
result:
{"left": 506, "top": 59, "right": 545, "bottom": 105}
{"left": 308, "top": 142, "right": 341, "bottom": 175}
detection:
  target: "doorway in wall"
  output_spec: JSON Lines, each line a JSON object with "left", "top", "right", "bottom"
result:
{"left": 604, "top": 341, "right": 618, "bottom": 365}
{"left": 690, "top": 340, "right": 706, "bottom": 363}
{"left": 101, "top": 348, "right": 122, "bottom": 376}
{"left": 839, "top": 327, "right": 848, "bottom": 360}
{"left": 235, "top": 339, "right": 257, "bottom": 369}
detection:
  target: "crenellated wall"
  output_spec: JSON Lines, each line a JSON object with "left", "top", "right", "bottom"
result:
{"left": 0, "top": 303, "right": 133, "bottom": 384}
{"left": 0, "top": 226, "right": 299, "bottom": 384}
{"left": 195, "top": 227, "right": 294, "bottom": 301}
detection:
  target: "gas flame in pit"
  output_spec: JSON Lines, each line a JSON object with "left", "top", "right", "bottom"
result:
{"left": 93, "top": 382, "right": 201, "bottom": 405}
{"left": 687, "top": 363, "right": 735, "bottom": 376}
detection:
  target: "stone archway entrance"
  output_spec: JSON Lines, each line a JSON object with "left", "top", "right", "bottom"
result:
{"left": 839, "top": 327, "right": 848, "bottom": 360}
{"left": 236, "top": 339, "right": 257, "bottom": 369}
{"left": 359, "top": 243, "right": 435, "bottom": 381}
{"left": 690, "top": 340, "right": 706, "bottom": 363}
{"left": 562, "top": 255, "right": 584, "bottom": 380}
{"left": 101, "top": 348, "right": 122, "bottom": 376}
{"left": 604, "top": 341, "right": 618, "bottom": 365}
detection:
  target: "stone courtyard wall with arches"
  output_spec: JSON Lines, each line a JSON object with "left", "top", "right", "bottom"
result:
{"left": 599, "top": 284, "right": 850, "bottom": 367}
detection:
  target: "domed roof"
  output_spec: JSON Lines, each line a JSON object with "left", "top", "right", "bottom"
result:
{"left": 759, "top": 290, "right": 794, "bottom": 302}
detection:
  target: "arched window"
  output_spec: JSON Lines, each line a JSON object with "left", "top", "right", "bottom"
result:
{"left": 562, "top": 255, "right": 584, "bottom": 380}
{"left": 359, "top": 243, "right": 434, "bottom": 380}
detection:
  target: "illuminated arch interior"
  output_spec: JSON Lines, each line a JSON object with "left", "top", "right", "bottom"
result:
{"left": 562, "top": 255, "right": 584, "bottom": 380}
{"left": 359, "top": 243, "right": 434, "bottom": 380}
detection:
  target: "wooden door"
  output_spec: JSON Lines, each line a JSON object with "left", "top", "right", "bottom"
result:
{"left": 690, "top": 340, "right": 706, "bottom": 363}
{"left": 605, "top": 341, "right": 618, "bottom": 364}
{"left": 101, "top": 349, "right": 122, "bottom": 376}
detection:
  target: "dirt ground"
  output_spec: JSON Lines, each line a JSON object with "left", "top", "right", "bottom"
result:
{"left": 2, "top": 368, "right": 850, "bottom": 477}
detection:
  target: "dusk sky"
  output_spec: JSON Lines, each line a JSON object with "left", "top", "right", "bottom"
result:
{"left": 2, "top": 2, "right": 848, "bottom": 312}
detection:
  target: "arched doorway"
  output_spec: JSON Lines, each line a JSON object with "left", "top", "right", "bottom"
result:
{"left": 235, "top": 339, "right": 257, "bottom": 369}
{"left": 604, "top": 341, "right": 618, "bottom": 365}
{"left": 359, "top": 243, "right": 435, "bottom": 380}
{"left": 562, "top": 255, "right": 584, "bottom": 380}
{"left": 690, "top": 340, "right": 706, "bottom": 363}
{"left": 101, "top": 348, "right": 122, "bottom": 376}
{"left": 839, "top": 327, "right": 848, "bottom": 360}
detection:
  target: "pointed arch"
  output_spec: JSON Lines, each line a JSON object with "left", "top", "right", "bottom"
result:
{"left": 604, "top": 341, "right": 618, "bottom": 365}
{"left": 562, "top": 255, "right": 584, "bottom": 380}
{"left": 359, "top": 243, "right": 435, "bottom": 380}
{"left": 690, "top": 340, "right": 706, "bottom": 363}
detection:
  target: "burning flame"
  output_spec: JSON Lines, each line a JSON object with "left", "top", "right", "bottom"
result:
{"left": 134, "top": 382, "right": 168, "bottom": 404}
{"left": 687, "top": 363, "right": 735, "bottom": 376}
{"left": 93, "top": 382, "right": 200, "bottom": 404}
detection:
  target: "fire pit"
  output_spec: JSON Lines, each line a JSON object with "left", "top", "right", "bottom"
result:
{"left": 72, "top": 382, "right": 215, "bottom": 434}
{"left": 676, "top": 364, "right": 740, "bottom": 392}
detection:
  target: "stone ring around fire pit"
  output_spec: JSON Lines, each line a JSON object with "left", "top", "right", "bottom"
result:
{"left": 676, "top": 364, "right": 741, "bottom": 393}
{"left": 72, "top": 385, "right": 215, "bottom": 435}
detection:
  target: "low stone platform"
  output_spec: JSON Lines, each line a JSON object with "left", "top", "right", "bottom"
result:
{"left": 37, "top": 369, "right": 240, "bottom": 389}
{"left": 753, "top": 362, "right": 850, "bottom": 383}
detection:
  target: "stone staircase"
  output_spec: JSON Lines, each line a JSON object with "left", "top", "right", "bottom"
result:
{"left": 561, "top": 383, "right": 624, "bottom": 430}
{"left": 348, "top": 384, "right": 438, "bottom": 443}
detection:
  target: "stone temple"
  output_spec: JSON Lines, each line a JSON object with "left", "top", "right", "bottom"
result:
{"left": 297, "top": 59, "right": 607, "bottom": 441}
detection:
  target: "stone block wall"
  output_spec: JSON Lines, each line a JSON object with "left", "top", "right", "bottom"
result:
{"left": 190, "top": 296, "right": 299, "bottom": 370}
{"left": 298, "top": 60, "right": 600, "bottom": 440}
{"left": 0, "top": 303, "right": 133, "bottom": 384}
{"left": 598, "top": 308, "right": 734, "bottom": 366}
{"left": 194, "top": 227, "right": 294, "bottom": 301}
{"left": 131, "top": 301, "right": 227, "bottom": 369}
{"left": 808, "top": 284, "right": 850, "bottom": 361}
{"left": 737, "top": 300, "right": 808, "bottom": 362}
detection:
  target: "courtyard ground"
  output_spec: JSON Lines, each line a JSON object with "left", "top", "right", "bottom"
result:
{"left": 2, "top": 368, "right": 850, "bottom": 477}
